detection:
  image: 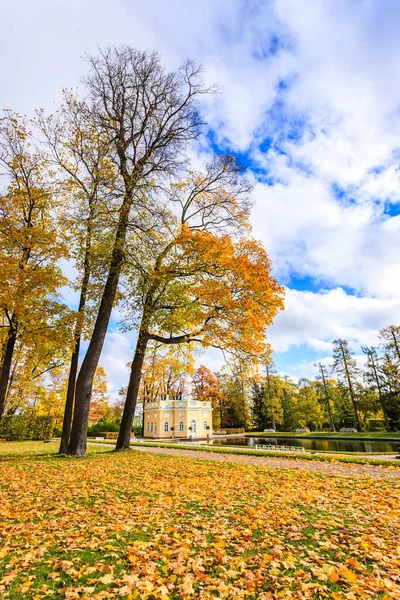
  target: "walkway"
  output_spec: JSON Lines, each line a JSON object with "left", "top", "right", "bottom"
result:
{"left": 127, "top": 444, "right": 400, "bottom": 480}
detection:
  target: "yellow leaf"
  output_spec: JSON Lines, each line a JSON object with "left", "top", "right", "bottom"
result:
{"left": 341, "top": 569, "right": 358, "bottom": 584}
{"left": 328, "top": 569, "right": 339, "bottom": 583}
{"left": 119, "top": 585, "right": 132, "bottom": 597}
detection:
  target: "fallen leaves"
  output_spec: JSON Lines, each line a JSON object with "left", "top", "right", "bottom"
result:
{"left": 0, "top": 442, "right": 399, "bottom": 599}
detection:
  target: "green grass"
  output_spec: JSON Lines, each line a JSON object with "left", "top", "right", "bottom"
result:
{"left": 0, "top": 440, "right": 109, "bottom": 460}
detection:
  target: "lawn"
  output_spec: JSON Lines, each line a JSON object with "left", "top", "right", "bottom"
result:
{"left": 1, "top": 442, "right": 399, "bottom": 599}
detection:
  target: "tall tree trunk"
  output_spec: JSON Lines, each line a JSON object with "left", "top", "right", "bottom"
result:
{"left": 0, "top": 319, "right": 18, "bottom": 417}
{"left": 141, "top": 401, "right": 145, "bottom": 437}
{"left": 68, "top": 202, "right": 130, "bottom": 456}
{"left": 59, "top": 222, "right": 92, "bottom": 454}
{"left": 340, "top": 344, "right": 361, "bottom": 431}
{"left": 116, "top": 329, "right": 149, "bottom": 450}
{"left": 368, "top": 351, "right": 390, "bottom": 432}
{"left": 391, "top": 329, "right": 400, "bottom": 363}
{"left": 319, "top": 364, "right": 336, "bottom": 432}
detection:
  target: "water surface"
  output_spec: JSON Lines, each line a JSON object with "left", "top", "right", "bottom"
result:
{"left": 211, "top": 436, "right": 399, "bottom": 454}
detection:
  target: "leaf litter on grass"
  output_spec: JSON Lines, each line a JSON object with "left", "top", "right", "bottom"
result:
{"left": 0, "top": 443, "right": 399, "bottom": 599}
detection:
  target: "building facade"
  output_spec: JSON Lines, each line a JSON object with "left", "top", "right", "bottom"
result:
{"left": 143, "top": 395, "right": 213, "bottom": 439}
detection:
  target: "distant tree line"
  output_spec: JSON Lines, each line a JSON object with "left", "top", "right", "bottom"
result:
{"left": 248, "top": 327, "right": 400, "bottom": 432}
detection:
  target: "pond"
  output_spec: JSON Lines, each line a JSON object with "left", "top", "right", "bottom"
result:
{"left": 211, "top": 436, "right": 400, "bottom": 454}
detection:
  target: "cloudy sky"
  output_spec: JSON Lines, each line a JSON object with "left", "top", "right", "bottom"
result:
{"left": 2, "top": 0, "right": 400, "bottom": 395}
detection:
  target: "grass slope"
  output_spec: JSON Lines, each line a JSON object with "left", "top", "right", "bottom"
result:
{"left": 0, "top": 441, "right": 399, "bottom": 599}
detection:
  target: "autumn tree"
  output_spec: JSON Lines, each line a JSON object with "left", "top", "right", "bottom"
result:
{"left": 38, "top": 93, "right": 117, "bottom": 452}
{"left": 88, "top": 366, "right": 110, "bottom": 424}
{"left": 0, "top": 112, "right": 71, "bottom": 417}
{"left": 216, "top": 364, "right": 252, "bottom": 430}
{"left": 192, "top": 365, "right": 221, "bottom": 402}
{"left": 293, "top": 379, "right": 324, "bottom": 431}
{"left": 191, "top": 365, "right": 223, "bottom": 429}
{"left": 67, "top": 46, "right": 211, "bottom": 456}
{"left": 116, "top": 160, "right": 284, "bottom": 449}
{"left": 332, "top": 339, "right": 361, "bottom": 430}
{"left": 141, "top": 342, "right": 194, "bottom": 404}
{"left": 2, "top": 327, "right": 69, "bottom": 416}
{"left": 35, "top": 368, "right": 69, "bottom": 431}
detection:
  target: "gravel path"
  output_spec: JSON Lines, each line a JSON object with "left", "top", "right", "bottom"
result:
{"left": 129, "top": 444, "right": 400, "bottom": 480}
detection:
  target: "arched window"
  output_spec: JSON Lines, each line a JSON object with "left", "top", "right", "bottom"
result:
{"left": 204, "top": 421, "right": 207, "bottom": 430}
{"left": 179, "top": 422, "right": 184, "bottom": 432}
{"left": 190, "top": 420, "right": 196, "bottom": 433}
{"left": 164, "top": 422, "right": 169, "bottom": 432}
{"left": 146, "top": 423, "right": 149, "bottom": 432}
{"left": 150, "top": 423, "right": 153, "bottom": 432}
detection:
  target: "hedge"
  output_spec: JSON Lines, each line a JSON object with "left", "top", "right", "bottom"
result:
{"left": 87, "top": 422, "right": 142, "bottom": 437}
{"left": 87, "top": 420, "right": 120, "bottom": 435}
{"left": 0, "top": 415, "right": 54, "bottom": 441}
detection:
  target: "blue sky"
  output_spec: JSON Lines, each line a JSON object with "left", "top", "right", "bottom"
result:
{"left": 2, "top": 0, "right": 400, "bottom": 395}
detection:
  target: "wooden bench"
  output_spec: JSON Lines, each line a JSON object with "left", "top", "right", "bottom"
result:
{"left": 255, "top": 444, "right": 306, "bottom": 453}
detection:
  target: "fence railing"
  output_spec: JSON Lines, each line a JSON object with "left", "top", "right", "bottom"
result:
{"left": 213, "top": 428, "right": 244, "bottom": 435}
{"left": 255, "top": 444, "right": 306, "bottom": 453}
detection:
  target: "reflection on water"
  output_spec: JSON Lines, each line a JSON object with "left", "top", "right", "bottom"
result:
{"left": 211, "top": 436, "right": 400, "bottom": 453}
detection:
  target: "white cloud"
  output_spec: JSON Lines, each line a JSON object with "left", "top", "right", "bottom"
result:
{"left": 269, "top": 287, "right": 400, "bottom": 353}
{"left": 97, "top": 331, "right": 134, "bottom": 398}
{"left": 252, "top": 169, "right": 400, "bottom": 299}
{"left": 3, "top": 0, "right": 400, "bottom": 383}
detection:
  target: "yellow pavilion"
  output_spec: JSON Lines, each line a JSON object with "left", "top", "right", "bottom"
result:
{"left": 143, "top": 394, "right": 213, "bottom": 439}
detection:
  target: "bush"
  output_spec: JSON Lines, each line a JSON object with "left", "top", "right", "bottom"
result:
{"left": 0, "top": 415, "right": 54, "bottom": 441}
{"left": 366, "top": 419, "right": 386, "bottom": 432}
{"left": 87, "top": 420, "right": 120, "bottom": 435}
{"left": 87, "top": 423, "right": 142, "bottom": 438}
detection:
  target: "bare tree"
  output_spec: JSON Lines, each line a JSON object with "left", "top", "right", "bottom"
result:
{"left": 38, "top": 93, "right": 117, "bottom": 453}
{"left": 362, "top": 346, "right": 389, "bottom": 431}
{"left": 316, "top": 363, "right": 335, "bottom": 432}
{"left": 68, "top": 46, "right": 212, "bottom": 455}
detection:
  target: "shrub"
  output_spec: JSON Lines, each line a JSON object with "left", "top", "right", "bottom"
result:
{"left": 87, "top": 420, "right": 120, "bottom": 435}
{"left": 366, "top": 419, "right": 386, "bottom": 432}
{"left": 0, "top": 415, "right": 54, "bottom": 441}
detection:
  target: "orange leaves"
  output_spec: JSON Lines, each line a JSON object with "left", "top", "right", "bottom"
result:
{"left": 1, "top": 444, "right": 399, "bottom": 599}
{"left": 146, "top": 226, "right": 284, "bottom": 360}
